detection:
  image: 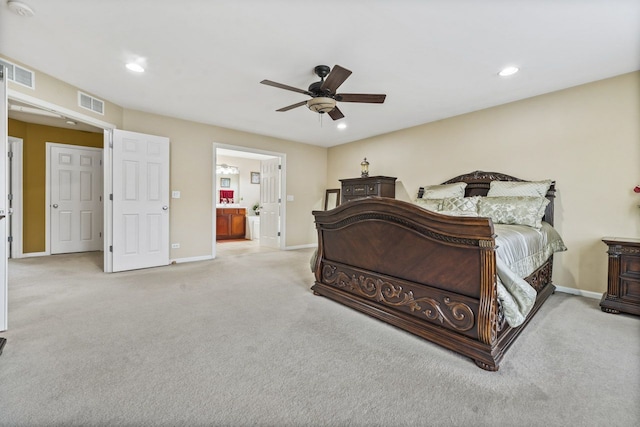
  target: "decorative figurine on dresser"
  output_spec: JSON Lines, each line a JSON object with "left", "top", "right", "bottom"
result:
{"left": 600, "top": 237, "right": 640, "bottom": 316}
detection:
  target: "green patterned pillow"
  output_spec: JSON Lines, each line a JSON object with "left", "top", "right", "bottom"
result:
{"left": 421, "top": 182, "right": 467, "bottom": 199}
{"left": 414, "top": 198, "right": 442, "bottom": 212}
{"left": 441, "top": 196, "right": 481, "bottom": 213}
{"left": 487, "top": 180, "right": 552, "bottom": 197}
{"left": 478, "top": 196, "right": 550, "bottom": 229}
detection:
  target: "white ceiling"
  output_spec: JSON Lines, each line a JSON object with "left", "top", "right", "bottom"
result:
{"left": 1, "top": 0, "right": 638, "bottom": 147}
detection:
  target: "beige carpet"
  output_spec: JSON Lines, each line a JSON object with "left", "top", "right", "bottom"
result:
{"left": 0, "top": 249, "right": 638, "bottom": 426}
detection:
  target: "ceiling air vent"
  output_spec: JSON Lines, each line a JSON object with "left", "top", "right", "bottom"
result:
{"left": 0, "top": 58, "right": 35, "bottom": 89}
{"left": 78, "top": 91, "right": 104, "bottom": 115}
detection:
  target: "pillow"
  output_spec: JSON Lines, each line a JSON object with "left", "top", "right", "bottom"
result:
{"left": 487, "top": 180, "right": 552, "bottom": 197}
{"left": 414, "top": 198, "right": 442, "bottom": 212}
{"left": 420, "top": 182, "right": 467, "bottom": 199}
{"left": 438, "top": 210, "right": 479, "bottom": 217}
{"left": 441, "top": 196, "right": 481, "bottom": 213}
{"left": 477, "top": 196, "right": 550, "bottom": 229}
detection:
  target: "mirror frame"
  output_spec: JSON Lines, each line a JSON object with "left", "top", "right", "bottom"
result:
{"left": 324, "top": 189, "right": 341, "bottom": 210}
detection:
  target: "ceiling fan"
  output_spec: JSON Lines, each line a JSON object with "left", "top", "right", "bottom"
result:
{"left": 260, "top": 65, "right": 386, "bottom": 121}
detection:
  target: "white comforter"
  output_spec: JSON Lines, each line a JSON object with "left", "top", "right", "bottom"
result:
{"left": 494, "top": 222, "right": 567, "bottom": 327}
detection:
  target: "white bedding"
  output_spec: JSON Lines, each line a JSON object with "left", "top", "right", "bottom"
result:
{"left": 494, "top": 222, "right": 567, "bottom": 327}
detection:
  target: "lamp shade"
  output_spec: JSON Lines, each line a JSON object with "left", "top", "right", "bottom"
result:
{"left": 307, "top": 97, "right": 336, "bottom": 114}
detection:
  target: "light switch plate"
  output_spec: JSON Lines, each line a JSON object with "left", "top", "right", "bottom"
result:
{"left": 172, "top": 191, "right": 181, "bottom": 199}
{"left": 286, "top": 195, "right": 294, "bottom": 201}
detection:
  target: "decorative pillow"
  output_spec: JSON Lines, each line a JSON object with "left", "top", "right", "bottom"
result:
{"left": 487, "top": 180, "right": 552, "bottom": 197}
{"left": 421, "top": 182, "right": 467, "bottom": 199}
{"left": 414, "top": 198, "right": 442, "bottom": 212}
{"left": 477, "top": 196, "right": 550, "bottom": 229}
{"left": 441, "top": 196, "right": 481, "bottom": 213}
{"left": 438, "top": 210, "right": 479, "bottom": 217}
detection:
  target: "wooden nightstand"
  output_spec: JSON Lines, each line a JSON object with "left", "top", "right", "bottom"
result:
{"left": 339, "top": 176, "right": 397, "bottom": 204}
{"left": 600, "top": 237, "right": 640, "bottom": 316}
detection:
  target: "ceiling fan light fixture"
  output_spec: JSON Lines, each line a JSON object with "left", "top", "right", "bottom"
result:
{"left": 307, "top": 97, "right": 336, "bottom": 114}
{"left": 7, "top": 1, "right": 35, "bottom": 17}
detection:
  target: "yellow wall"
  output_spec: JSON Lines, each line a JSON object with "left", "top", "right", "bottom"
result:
{"left": 327, "top": 71, "right": 640, "bottom": 295}
{"left": 8, "top": 119, "right": 103, "bottom": 253}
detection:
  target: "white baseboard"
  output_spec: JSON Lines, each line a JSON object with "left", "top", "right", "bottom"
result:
{"left": 19, "top": 252, "right": 48, "bottom": 258}
{"left": 285, "top": 244, "right": 317, "bottom": 251}
{"left": 171, "top": 255, "right": 214, "bottom": 264}
{"left": 555, "top": 286, "right": 602, "bottom": 300}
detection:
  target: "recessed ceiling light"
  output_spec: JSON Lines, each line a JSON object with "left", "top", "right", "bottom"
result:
{"left": 126, "top": 63, "right": 145, "bottom": 73}
{"left": 337, "top": 123, "right": 347, "bottom": 130}
{"left": 498, "top": 66, "right": 519, "bottom": 77}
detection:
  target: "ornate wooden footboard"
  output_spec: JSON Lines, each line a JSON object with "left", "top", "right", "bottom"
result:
{"left": 311, "top": 171, "right": 557, "bottom": 371}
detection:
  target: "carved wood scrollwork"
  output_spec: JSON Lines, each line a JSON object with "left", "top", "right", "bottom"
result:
{"left": 524, "top": 258, "right": 553, "bottom": 293}
{"left": 322, "top": 264, "right": 474, "bottom": 331}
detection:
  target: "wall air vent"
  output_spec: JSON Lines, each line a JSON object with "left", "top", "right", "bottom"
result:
{"left": 0, "top": 58, "right": 35, "bottom": 89}
{"left": 78, "top": 91, "right": 104, "bottom": 115}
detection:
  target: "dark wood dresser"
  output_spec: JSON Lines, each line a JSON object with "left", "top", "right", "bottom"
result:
{"left": 600, "top": 237, "right": 640, "bottom": 316}
{"left": 339, "top": 176, "right": 396, "bottom": 204}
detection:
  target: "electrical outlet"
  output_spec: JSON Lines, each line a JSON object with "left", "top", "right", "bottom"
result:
{"left": 171, "top": 243, "right": 180, "bottom": 249}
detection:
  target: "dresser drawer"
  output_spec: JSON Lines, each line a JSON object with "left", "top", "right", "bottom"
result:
{"left": 621, "top": 255, "right": 640, "bottom": 275}
{"left": 339, "top": 176, "right": 397, "bottom": 204}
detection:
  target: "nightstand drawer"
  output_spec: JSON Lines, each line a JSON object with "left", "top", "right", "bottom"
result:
{"left": 601, "top": 237, "right": 640, "bottom": 316}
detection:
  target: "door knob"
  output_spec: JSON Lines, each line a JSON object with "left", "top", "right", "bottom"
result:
{"left": 52, "top": 204, "right": 59, "bottom": 208}
{"left": 162, "top": 206, "right": 168, "bottom": 211}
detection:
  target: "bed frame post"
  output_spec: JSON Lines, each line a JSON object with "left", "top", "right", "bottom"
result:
{"left": 476, "top": 238, "right": 499, "bottom": 369}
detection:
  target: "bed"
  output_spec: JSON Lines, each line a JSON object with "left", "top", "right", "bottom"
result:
{"left": 311, "top": 170, "right": 566, "bottom": 371}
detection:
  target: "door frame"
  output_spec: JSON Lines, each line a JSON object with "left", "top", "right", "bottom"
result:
{"left": 212, "top": 143, "right": 286, "bottom": 258}
{"left": 7, "top": 137, "right": 23, "bottom": 258}
{"left": 46, "top": 142, "right": 103, "bottom": 255}
{"left": 8, "top": 90, "right": 115, "bottom": 271}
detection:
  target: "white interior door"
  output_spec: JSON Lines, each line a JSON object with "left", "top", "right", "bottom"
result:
{"left": 112, "top": 129, "right": 169, "bottom": 272}
{"left": 260, "top": 157, "right": 281, "bottom": 248}
{"left": 49, "top": 144, "right": 103, "bottom": 254}
{"left": 0, "top": 65, "right": 8, "bottom": 331}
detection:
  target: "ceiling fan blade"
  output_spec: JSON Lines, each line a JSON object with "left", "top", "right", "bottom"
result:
{"left": 276, "top": 100, "right": 307, "bottom": 112}
{"left": 328, "top": 106, "right": 345, "bottom": 121}
{"left": 320, "top": 65, "right": 352, "bottom": 94}
{"left": 337, "top": 93, "right": 386, "bottom": 103}
{"left": 260, "top": 80, "right": 312, "bottom": 96}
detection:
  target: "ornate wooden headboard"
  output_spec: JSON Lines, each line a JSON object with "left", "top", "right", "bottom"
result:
{"left": 417, "top": 170, "right": 556, "bottom": 225}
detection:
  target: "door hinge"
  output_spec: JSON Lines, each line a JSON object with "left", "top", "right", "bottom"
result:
{"left": 99, "top": 232, "right": 102, "bottom": 238}
{"left": 278, "top": 198, "right": 281, "bottom": 203}
{"left": 277, "top": 232, "right": 281, "bottom": 237}
{"left": 109, "top": 194, "right": 113, "bottom": 201}
{"left": 8, "top": 151, "right": 13, "bottom": 159}
{"left": 278, "top": 164, "right": 281, "bottom": 169}
{"left": 8, "top": 236, "right": 13, "bottom": 243}
{"left": 7, "top": 194, "right": 12, "bottom": 201}
{"left": 109, "top": 245, "right": 113, "bottom": 252}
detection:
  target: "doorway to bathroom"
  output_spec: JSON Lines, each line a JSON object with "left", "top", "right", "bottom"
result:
{"left": 213, "top": 144, "right": 285, "bottom": 259}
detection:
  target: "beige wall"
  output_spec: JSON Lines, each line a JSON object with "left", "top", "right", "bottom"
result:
{"left": 2, "top": 54, "right": 328, "bottom": 259}
{"left": 3, "top": 55, "right": 124, "bottom": 128}
{"left": 216, "top": 155, "right": 262, "bottom": 212}
{"left": 122, "top": 110, "right": 327, "bottom": 258}
{"left": 327, "top": 71, "right": 640, "bottom": 294}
